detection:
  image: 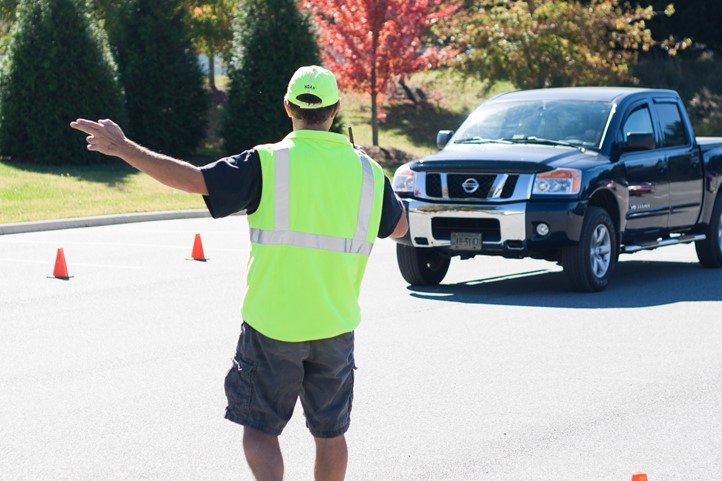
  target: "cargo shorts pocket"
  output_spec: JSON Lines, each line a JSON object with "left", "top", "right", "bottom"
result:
{"left": 224, "top": 356, "right": 255, "bottom": 418}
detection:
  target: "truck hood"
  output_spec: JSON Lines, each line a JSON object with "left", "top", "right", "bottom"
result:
{"left": 409, "top": 143, "right": 604, "bottom": 174}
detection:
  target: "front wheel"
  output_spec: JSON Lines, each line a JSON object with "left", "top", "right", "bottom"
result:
{"left": 695, "top": 194, "right": 722, "bottom": 267}
{"left": 396, "top": 244, "right": 451, "bottom": 285}
{"left": 562, "top": 206, "right": 618, "bottom": 292}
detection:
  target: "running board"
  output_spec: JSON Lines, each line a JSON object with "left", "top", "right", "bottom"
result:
{"left": 622, "top": 234, "right": 705, "bottom": 253}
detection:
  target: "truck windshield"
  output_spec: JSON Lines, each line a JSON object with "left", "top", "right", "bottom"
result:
{"left": 452, "top": 99, "right": 613, "bottom": 150}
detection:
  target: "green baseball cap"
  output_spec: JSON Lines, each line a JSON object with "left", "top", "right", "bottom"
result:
{"left": 285, "top": 65, "right": 339, "bottom": 109}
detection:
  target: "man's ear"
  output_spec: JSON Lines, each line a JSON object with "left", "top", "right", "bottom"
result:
{"left": 283, "top": 98, "right": 293, "bottom": 118}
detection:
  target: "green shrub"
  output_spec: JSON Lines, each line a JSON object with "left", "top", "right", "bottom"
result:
{"left": 109, "top": 0, "right": 208, "bottom": 156}
{"left": 0, "top": 0, "right": 126, "bottom": 164}
{"left": 222, "top": 0, "right": 342, "bottom": 153}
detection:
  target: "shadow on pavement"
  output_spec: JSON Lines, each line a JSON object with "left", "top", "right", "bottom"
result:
{"left": 407, "top": 259, "right": 722, "bottom": 308}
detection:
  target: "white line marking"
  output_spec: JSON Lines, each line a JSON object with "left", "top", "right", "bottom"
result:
{"left": 0, "top": 259, "right": 144, "bottom": 269}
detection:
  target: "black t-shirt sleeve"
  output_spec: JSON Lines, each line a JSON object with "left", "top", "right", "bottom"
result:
{"left": 200, "top": 149, "right": 262, "bottom": 218}
{"left": 377, "top": 176, "right": 404, "bottom": 239}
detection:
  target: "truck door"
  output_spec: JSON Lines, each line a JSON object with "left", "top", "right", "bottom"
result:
{"left": 620, "top": 102, "right": 670, "bottom": 235}
{"left": 653, "top": 99, "right": 704, "bottom": 229}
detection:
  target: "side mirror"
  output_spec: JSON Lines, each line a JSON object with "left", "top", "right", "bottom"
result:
{"left": 436, "top": 130, "right": 454, "bottom": 149}
{"left": 622, "top": 132, "right": 656, "bottom": 152}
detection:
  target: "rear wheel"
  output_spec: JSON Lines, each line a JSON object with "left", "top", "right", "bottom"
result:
{"left": 695, "top": 194, "right": 722, "bottom": 267}
{"left": 562, "top": 206, "right": 617, "bottom": 292}
{"left": 396, "top": 244, "right": 451, "bottom": 285}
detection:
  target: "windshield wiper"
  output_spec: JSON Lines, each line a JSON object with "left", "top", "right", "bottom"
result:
{"left": 453, "top": 137, "right": 512, "bottom": 145}
{"left": 503, "top": 136, "right": 585, "bottom": 151}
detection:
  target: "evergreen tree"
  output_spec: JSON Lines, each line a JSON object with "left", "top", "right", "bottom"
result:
{"left": 223, "top": 0, "right": 341, "bottom": 153}
{"left": 110, "top": 0, "right": 208, "bottom": 156}
{"left": 0, "top": 0, "right": 126, "bottom": 164}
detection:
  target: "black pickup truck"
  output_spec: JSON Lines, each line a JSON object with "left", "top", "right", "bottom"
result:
{"left": 391, "top": 87, "right": 722, "bottom": 291}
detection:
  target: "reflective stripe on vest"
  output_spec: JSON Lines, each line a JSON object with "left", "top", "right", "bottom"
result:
{"left": 248, "top": 147, "right": 377, "bottom": 256}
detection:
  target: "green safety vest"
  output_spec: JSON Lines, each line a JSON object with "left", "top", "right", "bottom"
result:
{"left": 242, "top": 130, "right": 385, "bottom": 342}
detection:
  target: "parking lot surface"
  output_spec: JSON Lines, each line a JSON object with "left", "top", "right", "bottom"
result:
{"left": 2, "top": 215, "right": 721, "bottom": 481}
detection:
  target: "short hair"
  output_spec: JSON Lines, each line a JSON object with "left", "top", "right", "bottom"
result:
{"left": 287, "top": 99, "right": 339, "bottom": 125}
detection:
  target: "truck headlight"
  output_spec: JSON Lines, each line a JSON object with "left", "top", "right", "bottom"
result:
{"left": 392, "top": 163, "right": 416, "bottom": 194}
{"left": 533, "top": 168, "right": 581, "bottom": 195}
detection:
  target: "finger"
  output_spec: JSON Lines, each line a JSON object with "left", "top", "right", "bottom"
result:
{"left": 72, "top": 118, "right": 101, "bottom": 129}
{"left": 70, "top": 118, "right": 101, "bottom": 134}
{"left": 70, "top": 123, "right": 94, "bottom": 135}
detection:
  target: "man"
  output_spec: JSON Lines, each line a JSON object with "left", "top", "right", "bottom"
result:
{"left": 70, "top": 65, "right": 407, "bottom": 481}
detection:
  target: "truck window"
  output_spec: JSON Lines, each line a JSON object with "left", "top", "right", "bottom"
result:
{"left": 622, "top": 105, "right": 654, "bottom": 139}
{"left": 655, "top": 102, "right": 689, "bottom": 147}
{"left": 454, "top": 100, "right": 611, "bottom": 148}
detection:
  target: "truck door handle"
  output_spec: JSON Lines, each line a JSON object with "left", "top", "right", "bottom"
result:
{"left": 656, "top": 159, "right": 668, "bottom": 173}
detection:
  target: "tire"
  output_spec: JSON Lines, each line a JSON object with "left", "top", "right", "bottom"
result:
{"left": 695, "top": 194, "right": 722, "bottom": 267}
{"left": 396, "top": 244, "right": 451, "bottom": 285}
{"left": 562, "top": 206, "right": 617, "bottom": 292}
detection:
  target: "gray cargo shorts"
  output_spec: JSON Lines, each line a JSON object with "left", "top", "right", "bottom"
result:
{"left": 224, "top": 322, "right": 355, "bottom": 438}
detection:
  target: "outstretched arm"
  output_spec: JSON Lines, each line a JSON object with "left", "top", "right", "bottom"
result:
{"left": 69, "top": 118, "right": 208, "bottom": 195}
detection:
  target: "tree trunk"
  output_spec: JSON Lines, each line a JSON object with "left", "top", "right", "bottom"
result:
{"left": 208, "top": 53, "right": 217, "bottom": 93}
{"left": 371, "top": 64, "right": 378, "bottom": 146}
{"left": 371, "top": 2, "right": 379, "bottom": 147}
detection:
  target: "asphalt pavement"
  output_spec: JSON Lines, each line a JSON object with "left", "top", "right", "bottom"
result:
{"left": 2, "top": 212, "right": 722, "bottom": 481}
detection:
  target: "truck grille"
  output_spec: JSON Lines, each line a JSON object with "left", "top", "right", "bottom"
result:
{"left": 425, "top": 173, "right": 519, "bottom": 200}
{"left": 448, "top": 174, "right": 495, "bottom": 198}
{"left": 426, "top": 174, "right": 442, "bottom": 197}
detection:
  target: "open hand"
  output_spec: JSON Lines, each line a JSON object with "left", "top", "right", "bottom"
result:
{"left": 69, "top": 118, "right": 127, "bottom": 157}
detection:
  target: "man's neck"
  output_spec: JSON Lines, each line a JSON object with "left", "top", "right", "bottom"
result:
{"left": 291, "top": 119, "right": 333, "bottom": 132}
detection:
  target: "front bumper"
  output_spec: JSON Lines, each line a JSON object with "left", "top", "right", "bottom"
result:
{"left": 396, "top": 197, "right": 588, "bottom": 255}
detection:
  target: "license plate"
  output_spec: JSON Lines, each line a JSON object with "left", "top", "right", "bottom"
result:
{"left": 450, "top": 232, "right": 482, "bottom": 251}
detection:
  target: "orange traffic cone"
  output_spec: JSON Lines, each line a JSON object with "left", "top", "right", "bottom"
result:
{"left": 50, "top": 247, "right": 72, "bottom": 279}
{"left": 631, "top": 472, "right": 648, "bottom": 481}
{"left": 188, "top": 233, "right": 208, "bottom": 261}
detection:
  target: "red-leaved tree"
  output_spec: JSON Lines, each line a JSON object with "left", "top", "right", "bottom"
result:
{"left": 300, "top": 0, "right": 459, "bottom": 146}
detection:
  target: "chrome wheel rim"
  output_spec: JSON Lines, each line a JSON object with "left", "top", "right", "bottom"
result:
{"left": 590, "top": 224, "right": 612, "bottom": 278}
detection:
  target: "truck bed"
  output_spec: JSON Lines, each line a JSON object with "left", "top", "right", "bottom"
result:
{"left": 698, "top": 136, "right": 722, "bottom": 154}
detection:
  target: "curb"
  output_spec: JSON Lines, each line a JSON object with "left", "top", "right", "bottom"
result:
{"left": 0, "top": 209, "right": 211, "bottom": 236}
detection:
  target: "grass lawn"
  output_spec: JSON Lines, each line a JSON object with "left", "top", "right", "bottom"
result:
{"left": 0, "top": 161, "right": 205, "bottom": 224}
{"left": 0, "top": 71, "right": 511, "bottom": 224}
